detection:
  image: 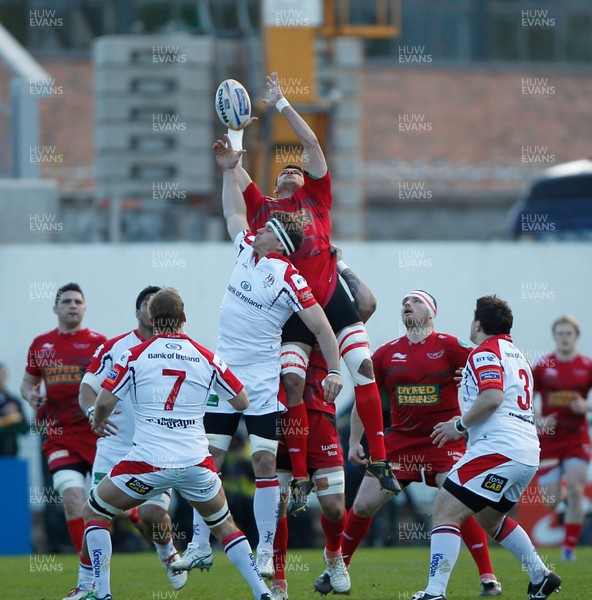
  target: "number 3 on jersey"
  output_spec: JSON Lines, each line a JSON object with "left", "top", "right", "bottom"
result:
{"left": 516, "top": 368, "right": 532, "bottom": 410}
{"left": 162, "top": 369, "right": 186, "bottom": 410}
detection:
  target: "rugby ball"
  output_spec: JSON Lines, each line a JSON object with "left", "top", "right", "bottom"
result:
{"left": 215, "top": 79, "right": 252, "bottom": 130}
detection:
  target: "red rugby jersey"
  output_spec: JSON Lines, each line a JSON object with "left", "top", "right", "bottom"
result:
{"left": 533, "top": 354, "right": 592, "bottom": 435}
{"left": 243, "top": 171, "right": 336, "bottom": 306}
{"left": 372, "top": 331, "right": 471, "bottom": 436}
{"left": 26, "top": 328, "right": 107, "bottom": 430}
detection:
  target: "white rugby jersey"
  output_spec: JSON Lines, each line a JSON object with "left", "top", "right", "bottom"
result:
{"left": 86, "top": 330, "right": 143, "bottom": 452}
{"left": 216, "top": 230, "right": 317, "bottom": 366}
{"left": 102, "top": 333, "right": 243, "bottom": 468}
{"left": 461, "top": 334, "right": 540, "bottom": 466}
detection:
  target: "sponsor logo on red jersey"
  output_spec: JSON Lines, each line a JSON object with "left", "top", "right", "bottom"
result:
{"left": 396, "top": 384, "right": 440, "bottom": 405}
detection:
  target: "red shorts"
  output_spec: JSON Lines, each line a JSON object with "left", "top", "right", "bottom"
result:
{"left": 42, "top": 427, "right": 97, "bottom": 473}
{"left": 277, "top": 410, "right": 343, "bottom": 473}
{"left": 385, "top": 429, "right": 465, "bottom": 487}
{"left": 539, "top": 428, "right": 591, "bottom": 476}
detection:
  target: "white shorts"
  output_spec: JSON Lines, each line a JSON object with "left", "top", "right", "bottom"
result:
{"left": 207, "top": 361, "right": 283, "bottom": 417}
{"left": 93, "top": 446, "right": 171, "bottom": 510}
{"left": 109, "top": 460, "right": 220, "bottom": 504}
{"left": 445, "top": 447, "right": 537, "bottom": 513}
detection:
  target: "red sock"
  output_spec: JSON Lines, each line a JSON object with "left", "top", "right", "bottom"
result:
{"left": 273, "top": 517, "right": 288, "bottom": 580}
{"left": 321, "top": 510, "right": 346, "bottom": 556}
{"left": 341, "top": 510, "right": 372, "bottom": 566}
{"left": 354, "top": 383, "right": 386, "bottom": 460}
{"left": 564, "top": 523, "right": 583, "bottom": 549}
{"left": 67, "top": 517, "right": 85, "bottom": 555}
{"left": 283, "top": 403, "right": 309, "bottom": 479}
{"left": 460, "top": 516, "right": 494, "bottom": 578}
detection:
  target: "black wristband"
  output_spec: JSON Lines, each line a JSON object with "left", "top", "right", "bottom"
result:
{"left": 454, "top": 418, "right": 467, "bottom": 433}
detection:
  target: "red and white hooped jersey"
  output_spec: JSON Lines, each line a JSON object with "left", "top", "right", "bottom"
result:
{"left": 86, "top": 329, "right": 144, "bottom": 452}
{"left": 101, "top": 333, "right": 244, "bottom": 468}
{"left": 217, "top": 230, "right": 317, "bottom": 366}
{"left": 244, "top": 171, "right": 336, "bottom": 306}
{"left": 461, "top": 334, "right": 539, "bottom": 466}
{"left": 533, "top": 353, "right": 592, "bottom": 437}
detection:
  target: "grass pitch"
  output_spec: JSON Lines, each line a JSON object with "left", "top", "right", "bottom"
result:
{"left": 3, "top": 545, "right": 587, "bottom": 599}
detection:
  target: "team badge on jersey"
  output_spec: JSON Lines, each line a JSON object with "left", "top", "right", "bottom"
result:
{"left": 481, "top": 473, "right": 508, "bottom": 493}
{"left": 262, "top": 273, "right": 275, "bottom": 288}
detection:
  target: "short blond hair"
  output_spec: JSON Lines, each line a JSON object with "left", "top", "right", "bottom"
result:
{"left": 552, "top": 314, "right": 580, "bottom": 337}
{"left": 148, "top": 287, "right": 184, "bottom": 331}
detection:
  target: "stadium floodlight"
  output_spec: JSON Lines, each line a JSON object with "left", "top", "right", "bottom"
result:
{"left": 0, "top": 23, "right": 51, "bottom": 84}
{"left": 0, "top": 23, "right": 54, "bottom": 178}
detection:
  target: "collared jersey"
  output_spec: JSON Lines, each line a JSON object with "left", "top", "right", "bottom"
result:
{"left": 244, "top": 171, "right": 336, "bottom": 306}
{"left": 102, "top": 333, "right": 243, "bottom": 468}
{"left": 86, "top": 329, "right": 144, "bottom": 451}
{"left": 461, "top": 334, "right": 539, "bottom": 465}
{"left": 372, "top": 331, "right": 471, "bottom": 436}
{"left": 533, "top": 353, "right": 592, "bottom": 436}
{"left": 26, "top": 327, "right": 106, "bottom": 431}
{"left": 217, "top": 230, "right": 317, "bottom": 366}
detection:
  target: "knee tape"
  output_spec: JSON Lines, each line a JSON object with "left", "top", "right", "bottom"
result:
{"left": 281, "top": 344, "right": 309, "bottom": 378}
{"left": 312, "top": 469, "right": 345, "bottom": 497}
{"left": 249, "top": 433, "right": 278, "bottom": 456}
{"left": 207, "top": 433, "right": 232, "bottom": 452}
{"left": 88, "top": 487, "right": 123, "bottom": 519}
{"left": 52, "top": 469, "right": 86, "bottom": 496}
{"left": 338, "top": 325, "right": 374, "bottom": 385}
{"left": 203, "top": 501, "right": 231, "bottom": 528}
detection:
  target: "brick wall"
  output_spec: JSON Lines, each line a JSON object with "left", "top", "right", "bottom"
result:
{"left": 2, "top": 60, "right": 589, "bottom": 196}
{"left": 363, "top": 66, "right": 592, "bottom": 193}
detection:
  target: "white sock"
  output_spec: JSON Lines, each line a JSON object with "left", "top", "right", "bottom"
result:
{"left": 254, "top": 477, "right": 280, "bottom": 554}
{"left": 154, "top": 537, "right": 176, "bottom": 561}
{"left": 77, "top": 561, "right": 92, "bottom": 590}
{"left": 494, "top": 517, "right": 547, "bottom": 583}
{"left": 85, "top": 522, "right": 112, "bottom": 598}
{"left": 224, "top": 531, "right": 270, "bottom": 599}
{"left": 227, "top": 128, "right": 244, "bottom": 151}
{"left": 425, "top": 525, "right": 462, "bottom": 596}
{"left": 192, "top": 507, "right": 212, "bottom": 553}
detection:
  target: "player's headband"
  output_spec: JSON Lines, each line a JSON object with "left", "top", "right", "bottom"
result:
{"left": 404, "top": 290, "right": 437, "bottom": 319}
{"left": 266, "top": 218, "right": 295, "bottom": 256}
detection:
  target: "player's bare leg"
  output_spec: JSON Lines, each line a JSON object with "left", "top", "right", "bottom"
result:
{"left": 281, "top": 342, "right": 314, "bottom": 514}
{"left": 313, "top": 468, "right": 349, "bottom": 595}
{"left": 138, "top": 503, "right": 187, "bottom": 589}
{"left": 172, "top": 446, "right": 227, "bottom": 573}
{"left": 192, "top": 488, "right": 271, "bottom": 600}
